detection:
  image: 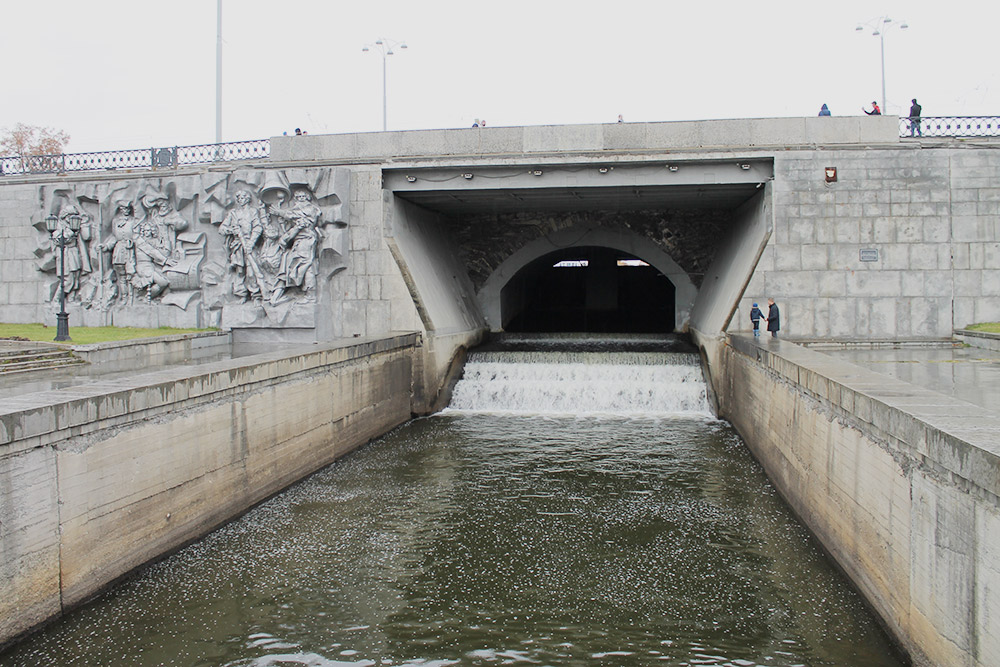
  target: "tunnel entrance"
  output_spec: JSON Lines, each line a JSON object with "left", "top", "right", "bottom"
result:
{"left": 501, "top": 246, "right": 675, "bottom": 333}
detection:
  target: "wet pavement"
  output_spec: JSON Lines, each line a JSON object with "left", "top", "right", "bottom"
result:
{"left": 0, "top": 340, "right": 297, "bottom": 401}
{"left": 815, "top": 344, "right": 1000, "bottom": 413}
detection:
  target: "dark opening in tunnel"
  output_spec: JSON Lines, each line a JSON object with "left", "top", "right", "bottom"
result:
{"left": 501, "top": 246, "right": 675, "bottom": 333}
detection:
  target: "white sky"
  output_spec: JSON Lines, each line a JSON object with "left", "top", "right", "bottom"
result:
{"left": 3, "top": 0, "right": 999, "bottom": 153}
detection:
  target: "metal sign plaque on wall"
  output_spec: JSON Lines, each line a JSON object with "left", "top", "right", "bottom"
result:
{"left": 859, "top": 248, "right": 879, "bottom": 262}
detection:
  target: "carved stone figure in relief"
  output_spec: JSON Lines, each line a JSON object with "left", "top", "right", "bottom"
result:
{"left": 219, "top": 190, "right": 265, "bottom": 302}
{"left": 268, "top": 188, "right": 321, "bottom": 304}
{"left": 141, "top": 190, "right": 187, "bottom": 260}
{"left": 100, "top": 200, "right": 138, "bottom": 302}
{"left": 131, "top": 219, "right": 174, "bottom": 300}
{"left": 51, "top": 203, "right": 93, "bottom": 300}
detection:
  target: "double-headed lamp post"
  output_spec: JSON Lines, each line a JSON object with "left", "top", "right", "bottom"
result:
{"left": 856, "top": 16, "right": 908, "bottom": 113}
{"left": 45, "top": 212, "right": 82, "bottom": 341}
{"left": 362, "top": 38, "right": 407, "bottom": 131}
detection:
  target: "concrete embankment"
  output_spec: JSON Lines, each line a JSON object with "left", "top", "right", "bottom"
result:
{"left": 699, "top": 333, "right": 1000, "bottom": 667}
{"left": 0, "top": 334, "right": 420, "bottom": 648}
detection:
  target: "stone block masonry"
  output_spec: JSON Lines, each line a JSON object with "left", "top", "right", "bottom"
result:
{"left": 0, "top": 334, "right": 419, "bottom": 648}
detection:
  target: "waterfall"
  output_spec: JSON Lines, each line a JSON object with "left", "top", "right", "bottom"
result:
{"left": 446, "top": 335, "right": 713, "bottom": 416}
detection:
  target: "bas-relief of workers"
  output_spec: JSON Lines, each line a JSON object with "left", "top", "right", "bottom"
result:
{"left": 35, "top": 170, "right": 347, "bottom": 320}
{"left": 92, "top": 191, "right": 187, "bottom": 304}
{"left": 269, "top": 188, "right": 321, "bottom": 304}
{"left": 141, "top": 190, "right": 187, "bottom": 260}
{"left": 131, "top": 218, "right": 175, "bottom": 300}
{"left": 218, "top": 190, "right": 265, "bottom": 302}
{"left": 218, "top": 186, "right": 324, "bottom": 306}
{"left": 100, "top": 200, "right": 138, "bottom": 301}
{"left": 50, "top": 203, "right": 93, "bottom": 300}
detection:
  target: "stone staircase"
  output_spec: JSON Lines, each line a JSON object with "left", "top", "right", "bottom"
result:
{"left": 0, "top": 341, "right": 87, "bottom": 376}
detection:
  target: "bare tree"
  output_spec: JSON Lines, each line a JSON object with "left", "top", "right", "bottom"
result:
{"left": 1, "top": 123, "right": 70, "bottom": 173}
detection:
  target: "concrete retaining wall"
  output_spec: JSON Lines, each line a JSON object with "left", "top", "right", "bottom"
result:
{"left": 698, "top": 332, "right": 1000, "bottom": 667}
{"left": 71, "top": 330, "right": 231, "bottom": 370}
{"left": 0, "top": 334, "right": 418, "bottom": 648}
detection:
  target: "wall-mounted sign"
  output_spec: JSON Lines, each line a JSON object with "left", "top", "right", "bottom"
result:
{"left": 825, "top": 167, "right": 838, "bottom": 183}
{"left": 859, "top": 248, "right": 879, "bottom": 262}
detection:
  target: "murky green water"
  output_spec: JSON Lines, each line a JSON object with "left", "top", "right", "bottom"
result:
{"left": 2, "top": 413, "right": 904, "bottom": 666}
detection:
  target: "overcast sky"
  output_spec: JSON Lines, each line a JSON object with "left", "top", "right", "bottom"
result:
{"left": 4, "top": 0, "right": 998, "bottom": 153}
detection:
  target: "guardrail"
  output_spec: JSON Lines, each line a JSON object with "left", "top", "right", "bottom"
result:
{"left": 0, "top": 138, "right": 270, "bottom": 176}
{"left": 899, "top": 116, "right": 1000, "bottom": 138}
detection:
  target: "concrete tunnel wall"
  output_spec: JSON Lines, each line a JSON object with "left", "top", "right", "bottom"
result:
{"left": 384, "top": 195, "right": 486, "bottom": 409}
{"left": 689, "top": 185, "right": 773, "bottom": 335}
{"left": 476, "top": 224, "right": 699, "bottom": 332}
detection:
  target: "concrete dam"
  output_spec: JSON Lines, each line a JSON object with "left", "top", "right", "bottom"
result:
{"left": 1, "top": 116, "right": 999, "bottom": 665}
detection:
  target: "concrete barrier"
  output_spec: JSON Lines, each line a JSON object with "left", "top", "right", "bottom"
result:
{"left": 697, "top": 332, "right": 1000, "bottom": 667}
{"left": 70, "top": 331, "right": 231, "bottom": 371}
{"left": 0, "top": 334, "right": 419, "bottom": 648}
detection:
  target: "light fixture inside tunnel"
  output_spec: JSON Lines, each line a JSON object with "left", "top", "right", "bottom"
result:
{"left": 598, "top": 167, "right": 610, "bottom": 174}
{"left": 531, "top": 170, "right": 543, "bottom": 176}
{"left": 462, "top": 173, "right": 474, "bottom": 180}
{"left": 667, "top": 165, "right": 679, "bottom": 172}
{"left": 406, "top": 175, "right": 416, "bottom": 182}
{"left": 739, "top": 163, "right": 751, "bottom": 170}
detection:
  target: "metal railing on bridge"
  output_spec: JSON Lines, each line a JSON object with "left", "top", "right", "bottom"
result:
{"left": 899, "top": 116, "right": 1000, "bottom": 138}
{"left": 0, "top": 138, "right": 270, "bottom": 176}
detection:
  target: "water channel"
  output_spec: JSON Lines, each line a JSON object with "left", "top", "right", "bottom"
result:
{"left": 2, "top": 335, "right": 905, "bottom": 666}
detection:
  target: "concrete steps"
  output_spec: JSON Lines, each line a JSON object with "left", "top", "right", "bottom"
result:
{"left": 0, "top": 343, "right": 87, "bottom": 376}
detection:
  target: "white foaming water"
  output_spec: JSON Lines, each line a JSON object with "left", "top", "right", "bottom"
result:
{"left": 447, "top": 343, "right": 713, "bottom": 417}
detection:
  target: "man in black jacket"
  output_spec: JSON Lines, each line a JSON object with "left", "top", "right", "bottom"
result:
{"left": 909, "top": 98, "right": 922, "bottom": 137}
{"left": 766, "top": 298, "right": 780, "bottom": 338}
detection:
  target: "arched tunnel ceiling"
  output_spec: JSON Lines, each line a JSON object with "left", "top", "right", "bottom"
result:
{"left": 394, "top": 183, "right": 762, "bottom": 216}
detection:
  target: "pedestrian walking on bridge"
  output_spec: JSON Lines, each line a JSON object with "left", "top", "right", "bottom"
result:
{"left": 909, "top": 98, "right": 922, "bottom": 137}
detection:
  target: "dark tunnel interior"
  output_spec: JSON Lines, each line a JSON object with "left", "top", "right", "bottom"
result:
{"left": 500, "top": 246, "right": 675, "bottom": 333}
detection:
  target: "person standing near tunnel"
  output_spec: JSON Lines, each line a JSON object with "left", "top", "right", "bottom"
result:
{"left": 766, "top": 298, "right": 780, "bottom": 337}
{"left": 750, "top": 302, "right": 763, "bottom": 337}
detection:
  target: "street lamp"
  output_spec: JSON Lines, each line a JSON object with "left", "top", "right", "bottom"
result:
{"left": 45, "top": 212, "right": 82, "bottom": 341}
{"left": 362, "top": 38, "right": 407, "bottom": 131}
{"left": 856, "top": 16, "right": 908, "bottom": 113}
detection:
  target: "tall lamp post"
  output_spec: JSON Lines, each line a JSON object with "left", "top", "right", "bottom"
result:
{"left": 45, "top": 212, "right": 81, "bottom": 341}
{"left": 362, "top": 38, "right": 407, "bottom": 131}
{"left": 856, "top": 16, "right": 908, "bottom": 113}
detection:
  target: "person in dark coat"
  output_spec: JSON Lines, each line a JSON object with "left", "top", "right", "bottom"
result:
{"left": 818, "top": 103, "right": 831, "bottom": 116}
{"left": 766, "top": 298, "right": 780, "bottom": 337}
{"left": 750, "top": 302, "right": 764, "bottom": 337}
{"left": 908, "top": 98, "right": 922, "bottom": 137}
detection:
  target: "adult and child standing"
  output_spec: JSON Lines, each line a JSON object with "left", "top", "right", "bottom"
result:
{"left": 750, "top": 299, "right": 780, "bottom": 338}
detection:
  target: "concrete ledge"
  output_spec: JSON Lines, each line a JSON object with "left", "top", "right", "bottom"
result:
{"left": 955, "top": 329, "right": 1000, "bottom": 351}
{"left": 708, "top": 333, "right": 1000, "bottom": 667}
{"left": 270, "top": 117, "right": 902, "bottom": 163}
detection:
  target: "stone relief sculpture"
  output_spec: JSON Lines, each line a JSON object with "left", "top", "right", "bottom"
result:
{"left": 268, "top": 188, "right": 321, "bottom": 304}
{"left": 50, "top": 203, "right": 93, "bottom": 301}
{"left": 32, "top": 167, "right": 350, "bottom": 329}
{"left": 100, "top": 200, "right": 138, "bottom": 303}
{"left": 141, "top": 188, "right": 187, "bottom": 260}
{"left": 218, "top": 190, "right": 265, "bottom": 303}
